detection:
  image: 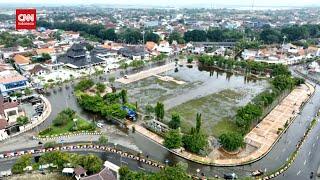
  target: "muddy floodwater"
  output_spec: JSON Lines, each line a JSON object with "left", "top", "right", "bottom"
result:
{"left": 121, "top": 65, "right": 269, "bottom": 137}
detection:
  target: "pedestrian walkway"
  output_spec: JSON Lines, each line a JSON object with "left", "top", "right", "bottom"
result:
{"left": 132, "top": 83, "right": 315, "bottom": 166}
{"left": 116, "top": 63, "right": 176, "bottom": 84}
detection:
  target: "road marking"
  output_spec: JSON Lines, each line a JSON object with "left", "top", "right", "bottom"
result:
{"left": 297, "top": 170, "right": 301, "bottom": 176}
{"left": 304, "top": 160, "right": 307, "bottom": 165}
{"left": 138, "top": 167, "right": 145, "bottom": 171}
{"left": 309, "top": 151, "right": 311, "bottom": 156}
{"left": 317, "top": 136, "right": 319, "bottom": 140}
{"left": 313, "top": 143, "right": 315, "bottom": 147}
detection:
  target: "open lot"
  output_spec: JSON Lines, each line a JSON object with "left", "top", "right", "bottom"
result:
{"left": 120, "top": 65, "right": 269, "bottom": 137}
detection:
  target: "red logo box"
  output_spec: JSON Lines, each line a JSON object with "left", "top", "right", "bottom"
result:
{"left": 16, "top": 9, "right": 36, "bottom": 30}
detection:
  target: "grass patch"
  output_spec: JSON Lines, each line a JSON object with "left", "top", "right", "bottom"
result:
{"left": 39, "top": 109, "right": 96, "bottom": 137}
{"left": 39, "top": 117, "right": 94, "bottom": 136}
{"left": 211, "top": 118, "right": 240, "bottom": 138}
{"left": 166, "top": 89, "right": 244, "bottom": 137}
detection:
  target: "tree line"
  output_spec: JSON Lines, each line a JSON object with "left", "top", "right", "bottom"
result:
{"left": 38, "top": 20, "right": 320, "bottom": 45}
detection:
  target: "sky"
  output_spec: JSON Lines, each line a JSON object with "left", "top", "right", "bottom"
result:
{"left": 1, "top": 0, "right": 320, "bottom": 8}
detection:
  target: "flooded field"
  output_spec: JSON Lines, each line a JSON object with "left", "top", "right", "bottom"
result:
{"left": 120, "top": 65, "right": 269, "bottom": 137}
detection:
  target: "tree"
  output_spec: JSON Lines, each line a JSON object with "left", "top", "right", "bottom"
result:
{"left": 168, "top": 113, "right": 181, "bottom": 129}
{"left": 85, "top": 44, "right": 94, "bottom": 51}
{"left": 145, "top": 104, "right": 154, "bottom": 115}
{"left": 75, "top": 79, "right": 94, "bottom": 91}
{"left": 207, "top": 28, "right": 224, "bottom": 42}
{"left": 182, "top": 128, "right": 208, "bottom": 154}
{"left": 120, "top": 89, "right": 128, "bottom": 104}
{"left": 187, "top": 56, "right": 193, "bottom": 64}
{"left": 154, "top": 102, "right": 164, "bottom": 121}
{"left": 184, "top": 30, "right": 207, "bottom": 42}
{"left": 78, "top": 154, "right": 103, "bottom": 174}
{"left": 272, "top": 75, "right": 295, "bottom": 91}
{"left": 24, "top": 87, "right": 33, "bottom": 95}
{"left": 119, "top": 28, "right": 142, "bottom": 44}
{"left": 155, "top": 163, "right": 191, "bottom": 180}
{"left": 96, "top": 83, "right": 106, "bottom": 93}
{"left": 168, "top": 31, "right": 185, "bottom": 44}
{"left": 164, "top": 129, "right": 182, "bottom": 149}
{"left": 219, "top": 132, "right": 244, "bottom": 152}
{"left": 103, "top": 28, "right": 118, "bottom": 41}
{"left": 41, "top": 53, "right": 51, "bottom": 61}
{"left": 260, "top": 28, "right": 282, "bottom": 44}
{"left": 12, "top": 154, "right": 33, "bottom": 174}
{"left": 39, "top": 151, "right": 69, "bottom": 169}
{"left": 98, "top": 135, "right": 108, "bottom": 145}
{"left": 144, "top": 31, "right": 160, "bottom": 43}
{"left": 195, "top": 113, "right": 202, "bottom": 133}
{"left": 17, "top": 116, "right": 29, "bottom": 126}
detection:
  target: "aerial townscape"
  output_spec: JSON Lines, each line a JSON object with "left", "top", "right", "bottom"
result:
{"left": 0, "top": 0, "right": 320, "bottom": 180}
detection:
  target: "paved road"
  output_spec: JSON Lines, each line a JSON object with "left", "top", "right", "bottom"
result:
{"left": 0, "top": 149, "right": 160, "bottom": 173}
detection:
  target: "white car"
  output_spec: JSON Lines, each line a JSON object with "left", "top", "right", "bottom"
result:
{"left": 97, "top": 123, "right": 104, "bottom": 128}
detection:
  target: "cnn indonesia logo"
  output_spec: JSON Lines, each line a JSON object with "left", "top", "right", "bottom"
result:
{"left": 16, "top": 9, "right": 37, "bottom": 30}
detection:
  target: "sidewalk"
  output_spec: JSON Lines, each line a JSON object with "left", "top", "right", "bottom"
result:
{"left": 133, "top": 83, "right": 315, "bottom": 166}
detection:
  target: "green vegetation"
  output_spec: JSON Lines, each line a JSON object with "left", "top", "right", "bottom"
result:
{"left": 119, "top": 163, "right": 191, "bottom": 180}
{"left": 212, "top": 118, "right": 240, "bottom": 138}
{"left": 17, "top": 116, "right": 29, "bottom": 126}
{"left": 164, "top": 129, "right": 183, "bottom": 149}
{"left": 168, "top": 31, "right": 185, "bottom": 44}
{"left": 129, "top": 60, "right": 145, "bottom": 68}
{"left": 75, "top": 80, "right": 135, "bottom": 121}
{"left": 12, "top": 154, "right": 33, "bottom": 174}
{"left": 144, "top": 31, "right": 160, "bottom": 43}
{"left": 74, "top": 79, "right": 94, "bottom": 91}
{"left": 39, "top": 109, "right": 95, "bottom": 136}
{"left": 0, "top": 32, "right": 33, "bottom": 48}
{"left": 155, "top": 102, "right": 165, "bottom": 121}
{"left": 168, "top": 113, "right": 181, "bottom": 129}
{"left": 152, "top": 53, "right": 168, "bottom": 62}
{"left": 44, "top": 141, "right": 58, "bottom": 148}
{"left": 96, "top": 83, "right": 106, "bottom": 93}
{"left": 167, "top": 89, "right": 244, "bottom": 137}
{"left": 41, "top": 53, "right": 51, "bottom": 61}
{"left": 24, "top": 87, "right": 33, "bottom": 95}
{"left": 199, "top": 55, "right": 291, "bottom": 76}
{"left": 98, "top": 135, "right": 108, "bottom": 145}
{"left": 182, "top": 113, "right": 208, "bottom": 154}
{"left": 39, "top": 151, "right": 103, "bottom": 174}
{"left": 219, "top": 132, "right": 244, "bottom": 152}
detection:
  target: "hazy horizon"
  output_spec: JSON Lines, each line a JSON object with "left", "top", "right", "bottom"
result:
{"left": 0, "top": 0, "right": 320, "bottom": 9}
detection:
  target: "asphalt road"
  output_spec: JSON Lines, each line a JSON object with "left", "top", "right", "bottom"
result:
{"left": 0, "top": 149, "right": 160, "bottom": 173}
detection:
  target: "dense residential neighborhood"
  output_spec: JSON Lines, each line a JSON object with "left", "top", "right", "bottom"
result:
{"left": 0, "top": 1, "right": 320, "bottom": 180}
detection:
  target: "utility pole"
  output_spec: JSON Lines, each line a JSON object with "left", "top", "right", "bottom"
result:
{"left": 281, "top": 35, "right": 287, "bottom": 59}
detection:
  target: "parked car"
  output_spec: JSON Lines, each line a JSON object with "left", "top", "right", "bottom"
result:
{"left": 224, "top": 173, "right": 238, "bottom": 179}
{"left": 251, "top": 170, "right": 263, "bottom": 177}
{"left": 97, "top": 123, "right": 104, "bottom": 128}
